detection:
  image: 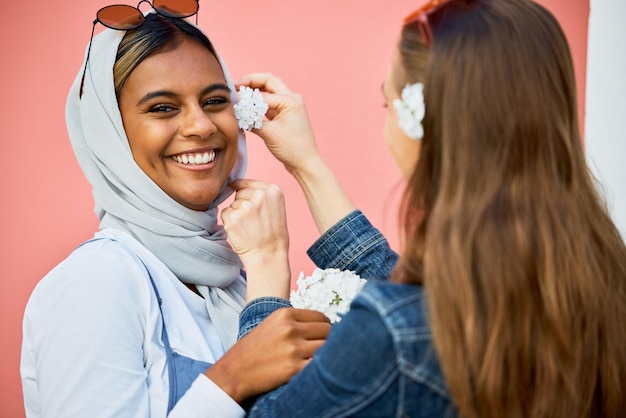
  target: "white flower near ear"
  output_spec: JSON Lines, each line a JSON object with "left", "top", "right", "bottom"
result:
{"left": 234, "top": 86, "right": 269, "bottom": 131}
{"left": 393, "top": 82, "right": 425, "bottom": 140}
{"left": 290, "top": 268, "right": 367, "bottom": 323}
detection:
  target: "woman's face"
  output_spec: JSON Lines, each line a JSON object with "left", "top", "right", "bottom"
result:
{"left": 118, "top": 38, "right": 239, "bottom": 211}
{"left": 383, "top": 49, "right": 421, "bottom": 180}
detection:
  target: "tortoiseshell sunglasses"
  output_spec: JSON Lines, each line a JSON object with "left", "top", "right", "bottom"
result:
{"left": 79, "top": 0, "right": 199, "bottom": 98}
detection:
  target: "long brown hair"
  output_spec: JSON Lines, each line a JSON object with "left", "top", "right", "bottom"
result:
{"left": 392, "top": 0, "right": 626, "bottom": 417}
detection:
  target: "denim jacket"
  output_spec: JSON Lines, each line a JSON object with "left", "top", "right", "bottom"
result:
{"left": 238, "top": 211, "right": 457, "bottom": 417}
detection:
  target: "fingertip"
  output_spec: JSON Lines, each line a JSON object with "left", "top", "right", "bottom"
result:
{"left": 235, "top": 75, "right": 249, "bottom": 88}
{"left": 236, "top": 73, "right": 265, "bottom": 89}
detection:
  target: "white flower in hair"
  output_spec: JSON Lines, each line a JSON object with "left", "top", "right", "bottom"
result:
{"left": 393, "top": 82, "right": 425, "bottom": 140}
{"left": 290, "top": 268, "right": 367, "bottom": 323}
{"left": 234, "top": 86, "right": 269, "bottom": 131}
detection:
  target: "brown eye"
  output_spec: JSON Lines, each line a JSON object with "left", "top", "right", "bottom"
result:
{"left": 203, "top": 96, "right": 229, "bottom": 108}
{"left": 149, "top": 104, "right": 176, "bottom": 113}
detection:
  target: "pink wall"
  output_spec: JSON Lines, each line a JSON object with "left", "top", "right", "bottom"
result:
{"left": 0, "top": 0, "right": 589, "bottom": 415}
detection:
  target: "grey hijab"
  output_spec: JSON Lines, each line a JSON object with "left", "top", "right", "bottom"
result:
{"left": 66, "top": 21, "right": 247, "bottom": 349}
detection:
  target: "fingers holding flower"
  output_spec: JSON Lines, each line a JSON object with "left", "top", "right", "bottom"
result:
{"left": 237, "top": 72, "right": 293, "bottom": 95}
{"left": 236, "top": 73, "right": 322, "bottom": 175}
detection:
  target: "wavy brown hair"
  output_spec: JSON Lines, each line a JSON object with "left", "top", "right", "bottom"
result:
{"left": 392, "top": 0, "right": 626, "bottom": 417}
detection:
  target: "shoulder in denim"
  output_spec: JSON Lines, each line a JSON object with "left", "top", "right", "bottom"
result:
{"left": 356, "top": 281, "right": 451, "bottom": 400}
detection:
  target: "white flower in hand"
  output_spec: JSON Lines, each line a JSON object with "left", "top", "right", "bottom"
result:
{"left": 234, "top": 86, "right": 269, "bottom": 131}
{"left": 290, "top": 268, "right": 367, "bottom": 323}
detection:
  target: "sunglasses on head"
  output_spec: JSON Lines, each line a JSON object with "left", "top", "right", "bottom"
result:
{"left": 403, "top": 0, "right": 467, "bottom": 48}
{"left": 79, "top": 0, "right": 200, "bottom": 98}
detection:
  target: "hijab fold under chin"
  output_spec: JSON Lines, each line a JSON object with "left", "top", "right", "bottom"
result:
{"left": 65, "top": 23, "right": 248, "bottom": 349}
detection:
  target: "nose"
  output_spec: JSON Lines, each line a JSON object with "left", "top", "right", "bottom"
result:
{"left": 179, "top": 104, "right": 217, "bottom": 138}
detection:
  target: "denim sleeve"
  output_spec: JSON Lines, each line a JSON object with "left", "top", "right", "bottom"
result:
{"left": 307, "top": 210, "right": 399, "bottom": 281}
{"left": 246, "top": 292, "right": 397, "bottom": 417}
{"left": 237, "top": 297, "right": 291, "bottom": 340}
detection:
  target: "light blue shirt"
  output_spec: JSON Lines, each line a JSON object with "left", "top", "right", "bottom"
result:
{"left": 21, "top": 228, "right": 245, "bottom": 417}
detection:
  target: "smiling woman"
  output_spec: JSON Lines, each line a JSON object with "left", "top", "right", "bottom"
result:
{"left": 118, "top": 38, "right": 240, "bottom": 211}
{"left": 20, "top": 10, "right": 330, "bottom": 418}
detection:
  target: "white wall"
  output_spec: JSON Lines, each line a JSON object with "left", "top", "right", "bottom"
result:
{"left": 585, "top": 0, "right": 626, "bottom": 239}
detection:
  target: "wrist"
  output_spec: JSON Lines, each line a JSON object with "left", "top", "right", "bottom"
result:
{"left": 239, "top": 248, "right": 289, "bottom": 273}
{"left": 287, "top": 154, "right": 327, "bottom": 186}
{"left": 205, "top": 360, "right": 249, "bottom": 404}
{"left": 243, "top": 256, "right": 291, "bottom": 301}
{"left": 290, "top": 158, "right": 357, "bottom": 235}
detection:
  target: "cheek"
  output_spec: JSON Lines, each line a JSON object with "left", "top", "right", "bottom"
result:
{"left": 384, "top": 112, "right": 395, "bottom": 150}
{"left": 124, "top": 124, "right": 148, "bottom": 162}
{"left": 384, "top": 109, "right": 421, "bottom": 178}
{"left": 126, "top": 123, "right": 166, "bottom": 165}
{"left": 218, "top": 107, "right": 240, "bottom": 140}
{"left": 396, "top": 140, "right": 421, "bottom": 179}
{"left": 218, "top": 110, "right": 241, "bottom": 165}
{"left": 384, "top": 110, "right": 403, "bottom": 155}
{"left": 226, "top": 119, "right": 241, "bottom": 144}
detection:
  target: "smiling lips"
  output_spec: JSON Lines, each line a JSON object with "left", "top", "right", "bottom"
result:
{"left": 171, "top": 150, "right": 216, "bottom": 165}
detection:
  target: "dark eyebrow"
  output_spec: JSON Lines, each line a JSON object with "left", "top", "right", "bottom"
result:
{"left": 137, "top": 83, "right": 232, "bottom": 106}
{"left": 202, "top": 83, "right": 231, "bottom": 97}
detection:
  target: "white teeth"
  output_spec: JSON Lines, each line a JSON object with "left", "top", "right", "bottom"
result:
{"left": 173, "top": 151, "right": 215, "bottom": 165}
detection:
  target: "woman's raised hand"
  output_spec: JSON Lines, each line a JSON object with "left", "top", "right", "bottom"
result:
{"left": 237, "top": 73, "right": 357, "bottom": 235}
{"left": 237, "top": 73, "right": 322, "bottom": 175}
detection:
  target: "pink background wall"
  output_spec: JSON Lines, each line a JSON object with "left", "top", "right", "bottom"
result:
{"left": 0, "top": 1, "right": 589, "bottom": 416}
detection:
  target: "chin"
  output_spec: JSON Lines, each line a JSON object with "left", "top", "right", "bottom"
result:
{"left": 178, "top": 189, "right": 220, "bottom": 211}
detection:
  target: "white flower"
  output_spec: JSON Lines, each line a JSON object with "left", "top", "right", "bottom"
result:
{"left": 234, "top": 86, "right": 269, "bottom": 131}
{"left": 393, "top": 82, "right": 425, "bottom": 140}
{"left": 290, "top": 268, "right": 367, "bottom": 323}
